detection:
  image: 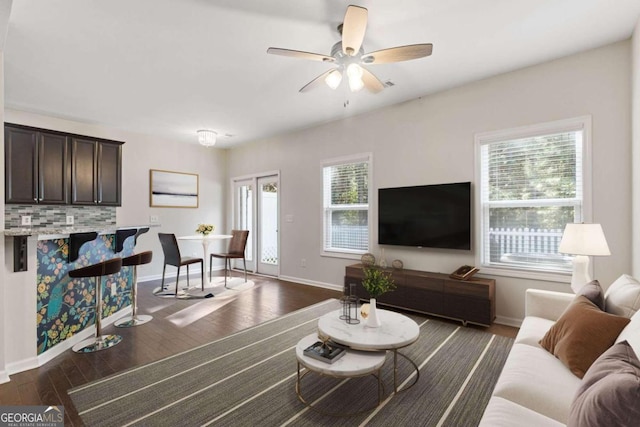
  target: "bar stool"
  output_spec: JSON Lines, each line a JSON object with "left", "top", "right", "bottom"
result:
{"left": 115, "top": 251, "right": 153, "bottom": 328}
{"left": 69, "top": 258, "right": 123, "bottom": 353}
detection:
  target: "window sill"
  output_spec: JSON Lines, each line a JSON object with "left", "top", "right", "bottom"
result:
{"left": 479, "top": 266, "right": 572, "bottom": 283}
{"left": 321, "top": 250, "right": 364, "bottom": 261}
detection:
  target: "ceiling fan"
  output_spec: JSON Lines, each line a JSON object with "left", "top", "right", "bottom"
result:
{"left": 267, "top": 5, "right": 433, "bottom": 94}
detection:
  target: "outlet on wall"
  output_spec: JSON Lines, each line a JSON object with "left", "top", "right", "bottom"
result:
{"left": 21, "top": 216, "right": 31, "bottom": 226}
{"left": 66, "top": 215, "right": 74, "bottom": 225}
{"left": 301, "top": 258, "right": 306, "bottom": 268}
{"left": 149, "top": 215, "right": 160, "bottom": 224}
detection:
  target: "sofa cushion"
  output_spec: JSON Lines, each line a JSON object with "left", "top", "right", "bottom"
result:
{"left": 604, "top": 274, "right": 640, "bottom": 318}
{"left": 514, "top": 316, "right": 555, "bottom": 347}
{"left": 492, "top": 343, "right": 581, "bottom": 423}
{"left": 539, "top": 296, "right": 629, "bottom": 378}
{"left": 568, "top": 341, "right": 640, "bottom": 427}
{"left": 479, "top": 396, "right": 564, "bottom": 427}
{"left": 576, "top": 280, "right": 604, "bottom": 310}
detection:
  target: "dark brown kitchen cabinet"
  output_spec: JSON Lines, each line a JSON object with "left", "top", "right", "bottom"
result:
{"left": 5, "top": 123, "right": 123, "bottom": 206}
{"left": 5, "top": 125, "right": 69, "bottom": 204}
{"left": 97, "top": 141, "right": 122, "bottom": 205}
{"left": 71, "top": 138, "right": 122, "bottom": 206}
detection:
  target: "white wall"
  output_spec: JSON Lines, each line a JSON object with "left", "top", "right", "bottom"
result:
{"left": 1, "top": 109, "right": 228, "bottom": 373}
{"left": 0, "top": 52, "right": 8, "bottom": 383}
{"left": 0, "top": 0, "right": 13, "bottom": 384}
{"left": 228, "top": 41, "right": 632, "bottom": 325}
{"left": 632, "top": 18, "right": 640, "bottom": 277}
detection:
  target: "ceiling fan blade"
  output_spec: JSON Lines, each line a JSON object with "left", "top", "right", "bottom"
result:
{"left": 267, "top": 47, "right": 335, "bottom": 63}
{"left": 362, "top": 44, "right": 433, "bottom": 64}
{"left": 299, "top": 69, "right": 335, "bottom": 93}
{"left": 361, "top": 67, "right": 385, "bottom": 93}
{"left": 342, "top": 5, "right": 368, "bottom": 56}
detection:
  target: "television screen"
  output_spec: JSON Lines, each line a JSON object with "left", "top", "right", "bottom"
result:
{"left": 378, "top": 182, "right": 471, "bottom": 250}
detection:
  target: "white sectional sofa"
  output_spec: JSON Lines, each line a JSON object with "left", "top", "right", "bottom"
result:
{"left": 480, "top": 277, "right": 640, "bottom": 426}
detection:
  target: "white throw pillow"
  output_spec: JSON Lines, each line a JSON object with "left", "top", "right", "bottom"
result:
{"left": 604, "top": 274, "right": 640, "bottom": 318}
{"left": 616, "top": 310, "right": 640, "bottom": 356}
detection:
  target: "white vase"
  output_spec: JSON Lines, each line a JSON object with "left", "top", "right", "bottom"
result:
{"left": 366, "top": 298, "right": 382, "bottom": 328}
{"left": 379, "top": 248, "right": 388, "bottom": 268}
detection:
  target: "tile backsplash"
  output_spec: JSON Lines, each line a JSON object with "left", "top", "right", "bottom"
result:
{"left": 5, "top": 205, "right": 116, "bottom": 229}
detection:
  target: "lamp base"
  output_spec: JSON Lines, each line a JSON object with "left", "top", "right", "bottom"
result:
{"left": 570, "top": 255, "right": 592, "bottom": 293}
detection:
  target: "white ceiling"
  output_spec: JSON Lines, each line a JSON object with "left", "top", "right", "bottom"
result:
{"left": 3, "top": 0, "right": 640, "bottom": 147}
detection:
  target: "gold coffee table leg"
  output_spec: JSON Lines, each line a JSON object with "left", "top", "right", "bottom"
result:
{"left": 392, "top": 349, "right": 420, "bottom": 393}
{"left": 295, "top": 362, "right": 384, "bottom": 417}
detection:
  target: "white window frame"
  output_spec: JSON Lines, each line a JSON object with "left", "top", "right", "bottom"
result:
{"left": 321, "top": 153, "right": 372, "bottom": 259}
{"left": 474, "top": 116, "right": 592, "bottom": 282}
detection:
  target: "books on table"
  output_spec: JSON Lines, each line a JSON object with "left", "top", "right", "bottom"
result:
{"left": 303, "top": 341, "right": 346, "bottom": 364}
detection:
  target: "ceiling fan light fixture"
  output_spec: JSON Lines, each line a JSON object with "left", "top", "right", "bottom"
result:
{"left": 325, "top": 69, "right": 343, "bottom": 89}
{"left": 347, "top": 63, "right": 364, "bottom": 92}
{"left": 197, "top": 129, "right": 217, "bottom": 147}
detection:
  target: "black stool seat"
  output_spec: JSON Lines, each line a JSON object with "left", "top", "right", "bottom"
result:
{"left": 116, "top": 251, "right": 154, "bottom": 328}
{"left": 122, "top": 251, "right": 153, "bottom": 267}
{"left": 69, "top": 257, "right": 123, "bottom": 278}
{"left": 69, "top": 258, "right": 123, "bottom": 353}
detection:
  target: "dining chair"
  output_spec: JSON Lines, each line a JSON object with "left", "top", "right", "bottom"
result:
{"left": 210, "top": 230, "right": 249, "bottom": 288}
{"left": 158, "top": 233, "right": 204, "bottom": 297}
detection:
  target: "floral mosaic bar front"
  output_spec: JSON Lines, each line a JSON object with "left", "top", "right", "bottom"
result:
{"left": 36, "top": 235, "right": 134, "bottom": 354}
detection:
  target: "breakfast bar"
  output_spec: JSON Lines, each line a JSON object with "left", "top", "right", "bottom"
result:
{"left": 3, "top": 225, "right": 151, "bottom": 361}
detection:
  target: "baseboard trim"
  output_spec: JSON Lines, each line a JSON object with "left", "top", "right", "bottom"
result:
{"left": 278, "top": 275, "right": 342, "bottom": 292}
{"left": 494, "top": 315, "right": 522, "bottom": 328}
{"left": 0, "top": 370, "right": 11, "bottom": 384}
{"left": 137, "top": 266, "right": 224, "bottom": 284}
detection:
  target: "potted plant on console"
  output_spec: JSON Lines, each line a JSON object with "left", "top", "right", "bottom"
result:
{"left": 361, "top": 266, "right": 396, "bottom": 328}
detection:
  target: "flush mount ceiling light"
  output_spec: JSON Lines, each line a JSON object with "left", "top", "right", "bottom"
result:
{"left": 197, "top": 130, "right": 217, "bottom": 147}
{"left": 267, "top": 5, "right": 433, "bottom": 94}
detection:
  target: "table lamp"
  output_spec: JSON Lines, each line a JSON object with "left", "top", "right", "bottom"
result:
{"left": 558, "top": 223, "right": 611, "bottom": 293}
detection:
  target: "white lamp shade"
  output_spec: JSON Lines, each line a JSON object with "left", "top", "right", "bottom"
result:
{"left": 197, "top": 130, "right": 217, "bottom": 147}
{"left": 325, "top": 69, "right": 343, "bottom": 90}
{"left": 558, "top": 223, "right": 611, "bottom": 256}
{"left": 347, "top": 63, "right": 364, "bottom": 92}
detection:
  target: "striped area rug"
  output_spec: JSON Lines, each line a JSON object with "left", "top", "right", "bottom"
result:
{"left": 69, "top": 299, "right": 513, "bottom": 426}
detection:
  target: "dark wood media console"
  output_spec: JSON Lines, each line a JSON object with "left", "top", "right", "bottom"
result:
{"left": 345, "top": 264, "right": 496, "bottom": 326}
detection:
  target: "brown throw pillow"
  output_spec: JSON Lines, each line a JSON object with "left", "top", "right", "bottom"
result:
{"left": 568, "top": 341, "right": 640, "bottom": 427}
{"left": 539, "top": 296, "right": 630, "bottom": 378}
{"left": 577, "top": 280, "right": 604, "bottom": 311}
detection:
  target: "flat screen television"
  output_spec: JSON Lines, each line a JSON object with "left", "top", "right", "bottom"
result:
{"left": 378, "top": 182, "right": 471, "bottom": 250}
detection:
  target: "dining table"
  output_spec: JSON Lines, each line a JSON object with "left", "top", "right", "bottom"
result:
{"left": 177, "top": 234, "right": 233, "bottom": 284}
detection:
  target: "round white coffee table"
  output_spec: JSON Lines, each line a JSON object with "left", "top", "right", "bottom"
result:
{"left": 318, "top": 308, "right": 420, "bottom": 392}
{"left": 295, "top": 334, "right": 386, "bottom": 416}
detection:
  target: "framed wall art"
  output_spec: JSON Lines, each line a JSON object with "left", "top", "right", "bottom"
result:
{"left": 149, "top": 169, "right": 199, "bottom": 208}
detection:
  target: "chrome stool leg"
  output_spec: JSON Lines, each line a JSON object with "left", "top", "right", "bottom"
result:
{"left": 116, "top": 251, "right": 153, "bottom": 328}
{"left": 72, "top": 264, "right": 123, "bottom": 353}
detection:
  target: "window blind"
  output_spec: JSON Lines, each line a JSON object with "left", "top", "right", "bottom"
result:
{"left": 322, "top": 156, "right": 370, "bottom": 254}
{"left": 479, "top": 129, "right": 584, "bottom": 272}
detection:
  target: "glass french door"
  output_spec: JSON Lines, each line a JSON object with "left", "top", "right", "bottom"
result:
{"left": 257, "top": 175, "right": 279, "bottom": 276}
{"left": 233, "top": 179, "right": 254, "bottom": 271}
{"left": 232, "top": 173, "right": 279, "bottom": 276}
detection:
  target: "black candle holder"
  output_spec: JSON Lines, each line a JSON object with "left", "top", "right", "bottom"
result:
{"left": 339, "top": 283, "right": 360, "bottom": 324}
{"left": 344, "top": 295, "right": 360, "bottom": 324}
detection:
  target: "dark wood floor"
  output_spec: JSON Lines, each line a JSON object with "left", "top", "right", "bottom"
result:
{"left": 0, "top": 273, "right": 517, "bottom": 426}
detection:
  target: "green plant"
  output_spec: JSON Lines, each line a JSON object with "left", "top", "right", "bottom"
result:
{"left": 361, "top": 266, "right": 396, "bottom": 299}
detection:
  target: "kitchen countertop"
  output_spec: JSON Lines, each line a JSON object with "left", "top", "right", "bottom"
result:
{"left": 2, "top": 224, "right": 156, "bottom": 238}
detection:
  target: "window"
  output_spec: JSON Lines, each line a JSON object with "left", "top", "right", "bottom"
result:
{"left": 322, "top": 154, "right": 371, "bottom": 257}
{"left": 476, "top": 117, "right": 591, "bottom": 276}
